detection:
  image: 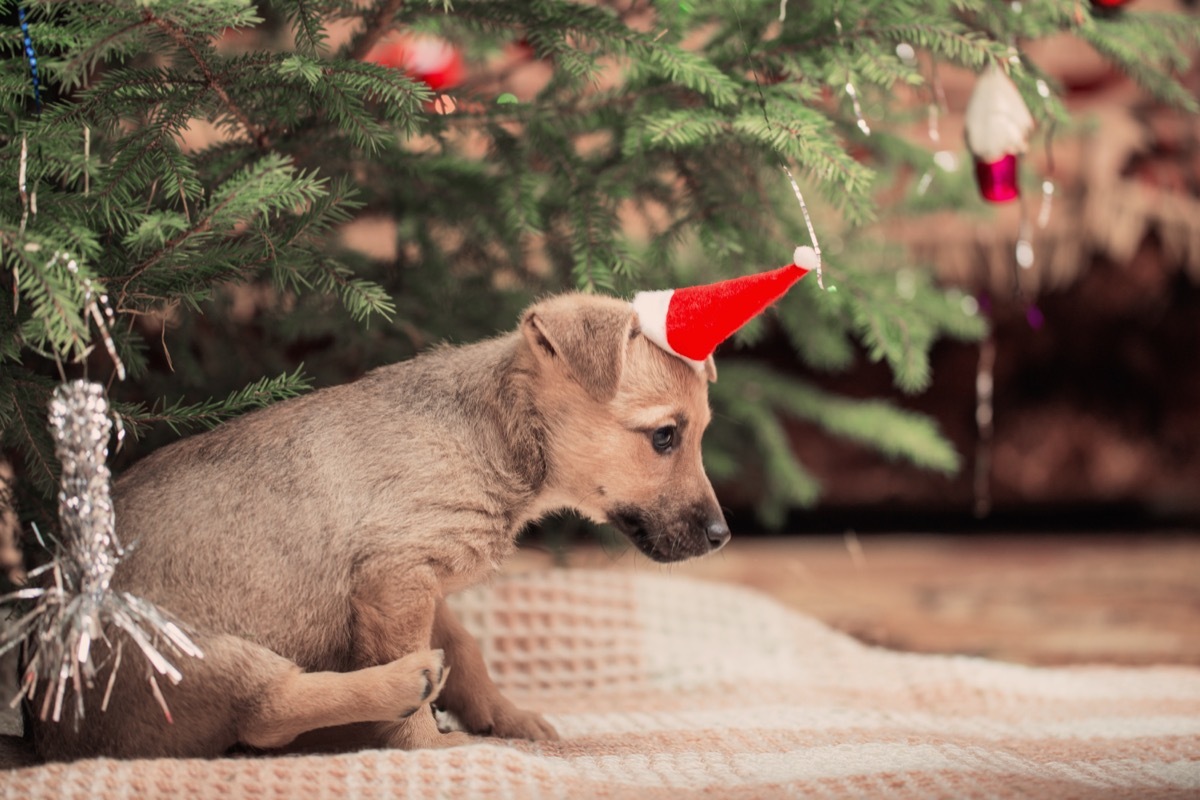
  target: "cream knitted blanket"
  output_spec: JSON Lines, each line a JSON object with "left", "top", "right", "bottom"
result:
{"left": 3, "top": 570, "right": 1198, "bottom": 799}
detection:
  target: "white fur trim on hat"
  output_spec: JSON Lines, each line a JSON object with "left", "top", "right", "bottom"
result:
{"left": 630, "top": 289, "right": 705, "bottom": 372}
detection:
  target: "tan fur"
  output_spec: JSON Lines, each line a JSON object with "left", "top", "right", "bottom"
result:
{"left": 27, "top": 293, "right": 727, "bottom": 761}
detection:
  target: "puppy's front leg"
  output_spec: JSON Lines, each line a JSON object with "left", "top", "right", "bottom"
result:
{"left": 432, "top": 600, "right": 559, "bottom": 740}
{"left": 352, "top": 564, "right": 470, "bottom": 749}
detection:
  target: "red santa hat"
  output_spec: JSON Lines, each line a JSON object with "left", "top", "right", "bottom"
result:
{"left": 632, "top": 246, "right": 818, "bottom": 369}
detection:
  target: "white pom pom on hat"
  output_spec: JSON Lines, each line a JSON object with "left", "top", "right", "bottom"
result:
{"left": 632, "top": 246, "right": 817, "bottom": 370}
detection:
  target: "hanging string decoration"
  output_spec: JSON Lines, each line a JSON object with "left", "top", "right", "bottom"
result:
{"left": 18, "top": 7, "right": 42, "bottom": 112}
{"left": 1032, "top": 80, "right": 1058, "bottom": 233}
{"left": 915, "top": 58, "right": 957, "bottom": 197}
{"left": 741, "top": 8, "right": 830, "bottom": 293}
{"left": 61, "top": 253, "right": 127, "bottom": 381}
{"left": 18, "top": 133, "right": 34, "bottom": 236}
{"left": 0, "top": 382, "right": 202, "bottom": 726}
{"left": 16, "top": 8, "right": 41, "bottom": 239}
{"left": 973, "top": 329, "right": 996, "bottom": 518}
{"left": 780, "top": 166, "right": 827, "bottom": 290}
{"left": 834, "top": 18, "right": 871, "bottom": 136}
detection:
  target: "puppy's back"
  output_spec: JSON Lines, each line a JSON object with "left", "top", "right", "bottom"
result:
{"left": 110, "top": 333, "right": 532, "bottom": 668}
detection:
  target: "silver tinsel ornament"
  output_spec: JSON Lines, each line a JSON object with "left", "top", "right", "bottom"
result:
{"left": 0, "top": 381, "right": 201, "bottom": 725}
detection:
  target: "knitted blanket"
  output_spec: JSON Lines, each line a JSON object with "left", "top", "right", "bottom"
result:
{"left": 3, "top": 570, "right": 1198, "bottom": 799}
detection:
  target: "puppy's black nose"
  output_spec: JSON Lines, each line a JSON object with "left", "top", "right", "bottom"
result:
{"left": 706, "top": 520, "right": 731, "bottom": 551}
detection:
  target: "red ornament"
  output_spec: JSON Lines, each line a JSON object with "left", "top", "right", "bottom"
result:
{"left": 512, "top": 38, "right": 536, "bottom": 61}
{"left": 365, "top": 35, "right": 464, "bottom": 92}
{"left": 1091, "top": 0, "right": 1133, "bottom": 8}
{"left": 974, "top": 154, "right": 1020, "bottom": 203}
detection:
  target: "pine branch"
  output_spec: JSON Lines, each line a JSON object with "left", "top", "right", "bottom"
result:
{"left": 851, "top": 22, "right": 1004, "bottom": 69}
{"left": 345, "top": 0, "right": 405, "bottom": 61}
{"left": 114, "top": 367, "right": 313, "bottom": 437}
{"left": 59, "top": 18, "right": 157, "bottom": 88}
{"left": 0, "top": 372, "right": 59, "bottom": 498}
{"left": 143, "top": 9, "right": 270, "bottom": 148}
{"left": 714, "top": 388, "right": 821, "bottom": 525}
{"left": 285, "top": 0, "right": 332, "bottom": 56}
{"left": 1077, "top": 13, "right": 1200, "bottom": 112}
{"left": 114, "top": 154, "right": 329, "bottom": 307}
{"left": 1, "top": 230, "right": 96, "bottom": 363}
{"left": 715, "top": 361, "right": 962, "bottom": 487}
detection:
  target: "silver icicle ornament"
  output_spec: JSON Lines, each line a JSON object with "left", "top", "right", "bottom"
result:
{"left": 0, "top": 381, "right": 202, "bottom": 726}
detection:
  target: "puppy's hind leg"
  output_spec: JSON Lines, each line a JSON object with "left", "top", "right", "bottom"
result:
{"left": 32, "top": 634, "right": 448, "bottom": 760}
{"left": 238, "top": 646, "right": 449, "bottom": 750}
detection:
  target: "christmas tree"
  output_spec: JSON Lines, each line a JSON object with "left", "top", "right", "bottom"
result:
{"left": 2, "top": 0, "right": 1196, "bottom": 546}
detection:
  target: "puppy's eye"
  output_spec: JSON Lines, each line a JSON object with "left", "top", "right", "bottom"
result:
{"left": 651, "top": 426, "right": 677, "bottom": 454}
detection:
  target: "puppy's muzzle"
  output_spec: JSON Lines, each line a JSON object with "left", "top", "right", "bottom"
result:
{"left": 607, "top": 505, "right": 730, "bottom": 563}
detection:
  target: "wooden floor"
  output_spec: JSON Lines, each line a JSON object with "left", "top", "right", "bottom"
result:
{"left": 507, "top": 532, "right": 1200, "bottom": 667}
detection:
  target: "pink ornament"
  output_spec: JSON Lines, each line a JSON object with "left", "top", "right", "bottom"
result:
{"left": 974, "top": 154, "right": 1021, "bottom": 203}
{"left": 1091, "top": 0, "right": 1133, "bottom": 8}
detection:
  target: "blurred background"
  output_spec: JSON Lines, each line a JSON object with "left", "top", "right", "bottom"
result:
{"left": 752, "top": 33, "right": 1200, "bottom": 534}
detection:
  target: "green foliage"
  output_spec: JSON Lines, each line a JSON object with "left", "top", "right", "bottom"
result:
{"left": 821, "top": 261, "right": 985, "bottom": 394}
{"left": 113, "top": 366, "right": 313, "bottom": 437}
{"left": 0, "top": 0, "right": 1195, "bottom": 528}
{"left": 710, "top": 361, "right": 963, "bottom": 526}
{"left": 1077, "top": 12, "right": 1200, "bottom": 112}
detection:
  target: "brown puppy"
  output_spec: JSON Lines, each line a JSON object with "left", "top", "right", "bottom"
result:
{"left": 29, "top": 292, "right": 729, "bottom": 761}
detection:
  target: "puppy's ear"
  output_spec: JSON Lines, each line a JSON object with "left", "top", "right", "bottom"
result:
{"left": 522, "top": 295, "right": 634, "bottom": 402}
{"left": 703, "top": 355, "right": 717, "bottom": 383}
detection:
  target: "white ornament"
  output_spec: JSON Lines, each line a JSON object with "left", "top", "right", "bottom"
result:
{"left": 964, "top": 64, "right": 1034, "bottom": 162}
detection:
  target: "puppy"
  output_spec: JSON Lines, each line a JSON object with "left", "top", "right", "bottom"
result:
{"left": 29, "top": 292, "right": 729, "bottom": 761}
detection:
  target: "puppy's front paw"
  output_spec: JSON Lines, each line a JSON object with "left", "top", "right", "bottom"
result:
{"left": 495, "top": 706, "right": 559, "bottom": 741}
{"left": 464, "top": 699, "right": 559, "bottom": 741}
{"left": 383, "top": 709, "right": 475, "bottom": 750}
{"left": 427, "top": 730, "right": 473, "bottom": 749}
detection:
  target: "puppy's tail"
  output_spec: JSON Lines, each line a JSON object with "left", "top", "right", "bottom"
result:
{"left": 0, "top": 733, "right": 39, "bottom": 770}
